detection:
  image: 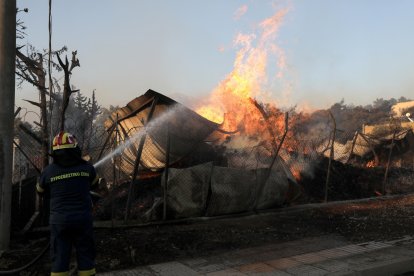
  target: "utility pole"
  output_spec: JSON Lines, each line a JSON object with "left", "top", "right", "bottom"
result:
{"left": 0, "top": 0, "right": 16, "bottom": 251}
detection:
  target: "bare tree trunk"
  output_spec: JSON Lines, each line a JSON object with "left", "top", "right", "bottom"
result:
{"left": 0, "top": 0, "right": 16, "bottom": 251}
{"left": 57, "top": 52, "right": 79, "bottom": 131}
{"left": 15, "top": 50, "right": 49, "bottom": 169}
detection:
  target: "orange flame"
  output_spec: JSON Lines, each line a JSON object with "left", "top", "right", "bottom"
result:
{"left": 366, "top": 160, "right": 376, "bottom": 168}
{"left": 291, "top": 168, "right": 301, "bottom": 181}
{"left": 196, "top": 7, "right": 290, "bottom": 135}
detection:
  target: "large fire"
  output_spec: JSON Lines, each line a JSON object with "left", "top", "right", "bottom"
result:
{"left": 196, "top": 8, "right": 290, "bottom": 137}
{"left": 193, "top": 6, "right": 313, "bottom": 181}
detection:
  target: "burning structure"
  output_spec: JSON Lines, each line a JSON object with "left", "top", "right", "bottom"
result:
{"left": 319, "top": 121, "right": 414, "bottom": 169}
{"left": 97, "top": 89, "right": 299, "bottom": 220}
{"left": 93, "top": 8, "right": 307, "bottom": 220}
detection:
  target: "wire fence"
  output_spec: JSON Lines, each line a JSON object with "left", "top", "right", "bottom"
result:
{"left": 12, "top": 124, "right": 43, "bottom": 182}
{"left": 12, "top": 111, "right": 414, "bottom": 229}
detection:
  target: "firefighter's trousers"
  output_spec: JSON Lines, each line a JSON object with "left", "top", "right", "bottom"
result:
{"left": 50, "top": 221, "right": 96, "bottom": 276}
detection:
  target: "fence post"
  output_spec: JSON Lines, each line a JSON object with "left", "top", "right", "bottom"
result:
{"left": 325, "top": 111, "right": 336, "bottom": 203}
{"left": 359, "top": 133, "right": 379, "bottom": 165}
{"left": 110, "top": 113, "right": 119, "bottom": 227}
{"left": 346, "top": 131, "right": 359, "bottom": 164}
{"left": 268, "top": 112, "right": 289, "bottom": 172}
{"left": 163, "top": 124, "right": 170, "bottom": 221}
{"left": 124, "top": 96, "right": 159, "bottom": 222}
{"left": 383, "top": 130, "right": 396, "bottom": 194}
{"left": 96, "top": 124, "right": 116, "bottom": 161}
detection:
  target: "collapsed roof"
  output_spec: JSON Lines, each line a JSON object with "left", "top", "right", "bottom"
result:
{"left": 104, "top": 89, "right": 223, "bottom": 174}
{"left": 319, "top": 128, "right": 414, "bottom": 164}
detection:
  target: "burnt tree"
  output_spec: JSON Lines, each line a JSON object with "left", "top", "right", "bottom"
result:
{"left": 15, "top": 47, "right": 80, "bottom": 167}
{"left": 16, "top": 49, "right": 50, "bottom": 168}
{"left": 56, "top": 51, "right": 80, "bottom": 131}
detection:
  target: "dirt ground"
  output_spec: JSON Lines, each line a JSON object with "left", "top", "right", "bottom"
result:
{"left": 1, "top": 193, "right": 414, "bottom": 275}
{"left": 93, "top": 194, "right": 414, "bottom": 272}
{"left": 1, "top": 161, "right": 414, "bottom": 275}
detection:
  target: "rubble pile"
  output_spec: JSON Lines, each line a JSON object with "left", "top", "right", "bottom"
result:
{"left": 298, "top": 156, "right": 414, "bottom": 202}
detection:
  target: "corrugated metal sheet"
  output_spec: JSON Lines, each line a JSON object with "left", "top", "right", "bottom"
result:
{"left": 105, "top": 90, "right": 221, "bottom": 174}
{"left": 318, "top": 129, "right": 414, "bottom": 162}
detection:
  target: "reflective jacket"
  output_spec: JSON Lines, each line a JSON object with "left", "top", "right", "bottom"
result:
{"left": 37, "top": 162, "right": 98, "bottom": 224}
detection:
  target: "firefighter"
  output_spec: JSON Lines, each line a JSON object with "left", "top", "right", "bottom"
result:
{"left": 37, "top": 131, "right": 98, "bottom": 276}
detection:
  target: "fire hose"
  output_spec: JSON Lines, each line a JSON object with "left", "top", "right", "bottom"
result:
{"left": 0, "top": 243, "right": 50, "bottom": 275}
{"left": 0, "top": 191, "right": 102, "bottom": 275}
{"left": 0, "top": 143, "right": 104, "bottom": 273}
{"left": 0, "top": 167, "right": 49, "bottom": 275}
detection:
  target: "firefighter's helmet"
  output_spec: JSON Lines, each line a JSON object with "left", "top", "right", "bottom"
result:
{"left": 52, "top": 131, "right": 78, "bottom": 151}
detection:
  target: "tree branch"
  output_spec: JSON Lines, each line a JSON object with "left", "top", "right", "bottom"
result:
{"left": 23, "top": 99, "right": 41, "bottom": 108}
{"left": 69, "top": 50, "right": 80, "bottom": 72}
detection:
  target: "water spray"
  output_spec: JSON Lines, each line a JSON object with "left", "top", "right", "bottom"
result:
{"left": 406, "top": 113, "right": 413, "bottom": 122}
{"left": 93, "top": 105, "right": 184, "bottom": 169}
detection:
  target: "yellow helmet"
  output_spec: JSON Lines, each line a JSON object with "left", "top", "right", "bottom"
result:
{"left": 52, "top": 131, "right": 78, "bottom": 151}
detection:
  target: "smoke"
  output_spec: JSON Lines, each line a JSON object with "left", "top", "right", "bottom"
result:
{"left": 282, "top": 150, "right": 319, "bottom": 179}
{"left": 234, "top": 4, "right": 248, "bottom": 21}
